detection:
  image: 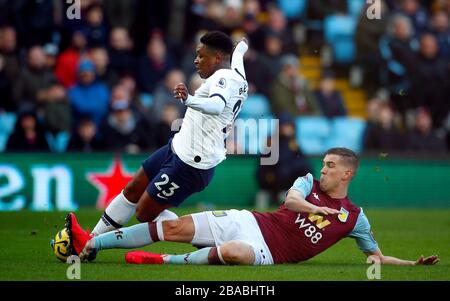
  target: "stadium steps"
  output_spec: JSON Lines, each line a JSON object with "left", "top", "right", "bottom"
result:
{"left": 299, "top": 55, "right": 368, "bottom": 119}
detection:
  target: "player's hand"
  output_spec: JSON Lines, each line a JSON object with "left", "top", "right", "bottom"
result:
{"left": 312, "top": 206, "right": 340, "bottom": 216}
{"left": 173, "top": 83, "right": 189, "bottom": 101}
{"left": 415, "top": 255, "right": 439, "bottom": 265}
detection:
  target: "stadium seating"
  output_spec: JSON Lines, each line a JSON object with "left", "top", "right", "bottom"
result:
{"left": 277, "top": 0, "right": 307, "bottom": 20}
{"left": 323, "top": 15, "right": 357, "bottom": 64}
{"left": 295, "top": 116, "right": 332, "bottom": 155}
{"left": 347, "top": 0, "right": 366, "bottom": 17}
{"left": 326, "top": 117, "right": 367, "bottom": 153}
{"left": 46, "top": 131, "right": 70, "bottom": 153}
{"left": 295, "top": 116, "right": 367, "bottom": 155}
{"left": 0, "top": 112, "right": 17, "bottom": 152}
{"left": 239, "top": 94, "right": 271, "bottom": 120}
{"left": 235, "top": 115, "right": 276, "bottom": 155}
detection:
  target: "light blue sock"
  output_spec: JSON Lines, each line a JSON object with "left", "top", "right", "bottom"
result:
{"left": 165, "top": 247, "right": 217, "bottom": 265}
{"left": 94, "top": 222, "right": 153, "bottom": 250}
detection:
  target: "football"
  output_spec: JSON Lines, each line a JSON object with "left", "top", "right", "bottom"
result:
{"left": 51, "top": 227, "right": 72, "bottom": 262}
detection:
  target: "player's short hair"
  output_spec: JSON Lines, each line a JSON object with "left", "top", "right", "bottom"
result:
{"left": 200, "top": 31, "right": 233, "bottom": 55}
{"left": 325, "top": 147, "right": 359, "bottom": 172}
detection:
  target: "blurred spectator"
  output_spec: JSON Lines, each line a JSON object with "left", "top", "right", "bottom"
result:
{"left": 255, "top": 112, "right": 313, "bottom": 209}
{"left": 184, "top": 0, "right": 216, "bottom": 44}
{"left": 108, "top": 27, "right": 136, "bottom": 77}
{"left": 308, "top": 0, "right": 348, "bottom": 20}
{"left": 259, "top": 32, "right": 285, "bottom": 81}
{"left": 218, "top": 0, "right": 244, "bottom": 30}
{"left": 379, "top": 14, "right": 418, "bottom": 113}
{"left": 110, "top": 83, "right": 132, "bottom": 107}
{"left": 155, "top": 103, "right": 181, "bottom": 148}
{"left": 243, "top": 47, "right": 274, "bottom": 96}
{"left": 0, "top": 26, "right": 18, "bottom": 111}
{"left": 67, "top": 117, "right": 103, "bottom": 152}
{"left": 6, "top": 110, "right": 49, "bottom": 152}
{"left": 39, "top": 83, "right": 72, "bottom": 134}
{"left": 430, "top": 10, "right": 450, "bottom": 59}
{"left": 100, "top": 100, "right": 156, "bottom": 153}
{"left": 103, "top": 0, "right": 137, "bottom": 31}
{"left": 355, "top": 1, "right": 389, "bottom": 93}
{"left": 188, "top": 72, "right": 203, "bottom": 95}
{"left": 89, "top": 46, "right": 119, "bottom": 88}
{"left": 314, "top": 71, "right": 347, "bottom": 118}
{"left": 181, "top": 30, "right": 205, "bottom": 79}
{"left": 15, "top": 0, "right": 57, "bottom": 46}
{"left": 55, "top": 30, "right": 87, "bottom": 88}
{"left": 13, "top": 46, "right": 56, "bottom": 111}
{"left": 270, "top": 54, "right": 319, "bottom": 116}
{"left": 364, "top": 101, "right": 405, "bottom": 151}
{"left": 68, "top": 59, "right": 110, "bottom": 127}
{"left": 410, "top": 33, "right": 448, "bottom": 126}
{"left": 396, "top": 0, "right": 429, "bottom": 36}
{"left": 0, "top": 54, "right": 13, "bottom": 111}
{"left": 117, "top": 75, "right": 145, "bottom": 113}
{"left": 263, "top": 5, "right": 297, "bottom": 54}
{"left": 406, "top": 107, "right": 447, "bottom": 152}
{"left": 241, "top": 12, "right": 266, "bottom": 52}
{"left": 43, "top": 43, "right": 59, "bottom": 70}
{"left": 132, "top": 0, "right": 171, "bottom": 51}
{"left": 151, "top": 69, "right": 187, "bottom": 122}
{"left": 83, "top": 3, "right": 109, "bottom": 47}
{"left": 137, "top": 32, "right": 175, "bottom": 93}
{"left": 0, "top": 26, "right": 20, "bottom": 84}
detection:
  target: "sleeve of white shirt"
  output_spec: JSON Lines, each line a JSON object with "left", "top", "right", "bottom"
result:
{"left": 206, "top": 69, "right": 233, "bottom": 106}
{"left": 183, "top": 70, "right": 233, "bottom": 115}
{"left": 184, "top": 94, "right": 225, "bottom": 115}
{"left": 231, "top": 40, "right": 248, "bottom": 78}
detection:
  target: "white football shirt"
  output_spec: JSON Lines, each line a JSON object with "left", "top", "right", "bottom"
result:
{"left": 172, "top": 68, "right": 248, "bottom": 169}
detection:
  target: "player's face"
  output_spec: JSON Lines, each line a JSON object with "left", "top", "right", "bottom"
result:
{"left": 194, "top": 44, "right": 218, "bottom": 79}
{"left": 319, "top": 154, "right": 348, "bottom": 192}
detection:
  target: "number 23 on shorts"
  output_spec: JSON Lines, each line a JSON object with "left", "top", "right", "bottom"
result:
{"left": 154, "top": 173, "right": 180, "bottom": 200}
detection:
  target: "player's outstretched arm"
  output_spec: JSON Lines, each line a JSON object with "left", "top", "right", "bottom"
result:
{"left": 285, "top": 190, "right": 340, "bottom": 215}
{"left": 173, "top": 83, "right": 225, "bottom": 115}
{"left": 231, "top": 38, "right": 249, "bottom": 77}
{"left": 366, "top": 248, "right": 439, "bottom": 266}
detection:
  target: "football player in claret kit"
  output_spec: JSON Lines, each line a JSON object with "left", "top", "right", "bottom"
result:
{"left": 68, "top": 148, "right": 439, "bottom": 266}
{"left": 63, "top": 31, "right": 249, "bottom": 260}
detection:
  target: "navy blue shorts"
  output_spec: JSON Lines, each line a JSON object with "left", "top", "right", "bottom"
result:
{"left": 142, "top": 140, "right": 215, "bottom": 207}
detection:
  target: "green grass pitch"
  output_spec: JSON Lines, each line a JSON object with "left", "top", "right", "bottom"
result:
{"left": 0, "top": 208, "right": 448, "bottom": 281}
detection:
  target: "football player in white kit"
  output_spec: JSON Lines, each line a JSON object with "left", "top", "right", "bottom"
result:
{"left": 65, "top": 31, "right": 249, "bottom": 260}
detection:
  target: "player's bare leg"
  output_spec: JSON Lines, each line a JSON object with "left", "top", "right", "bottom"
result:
{"left": 216, "top": 241, "right": 255, "bottom": 265}
{"left": 135, "top": 190, "right": 173, "bottom": 223}
{"left": 123, "top": 167, "right": 150, "bottom": 203}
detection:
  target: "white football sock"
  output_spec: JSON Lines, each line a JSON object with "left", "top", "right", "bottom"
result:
{"left": 92, "top": 190, "right": 136, "bottom": 236}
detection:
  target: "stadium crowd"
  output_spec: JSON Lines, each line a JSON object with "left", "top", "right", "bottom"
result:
{"left": 0, "top": 0, "right": 449, "bottom": 154}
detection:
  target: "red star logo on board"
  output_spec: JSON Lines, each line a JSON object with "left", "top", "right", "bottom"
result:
{"left": 87, "top": 157, "right": 134, "bottom": 209}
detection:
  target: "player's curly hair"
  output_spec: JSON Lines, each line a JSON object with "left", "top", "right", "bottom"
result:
{"left": 200, "top": 31, "right": 233, "bottom": 55}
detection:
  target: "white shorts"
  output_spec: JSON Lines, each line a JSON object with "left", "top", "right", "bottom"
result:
{"left": 204, "top": 209, "right": 274, "bottom": 265}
